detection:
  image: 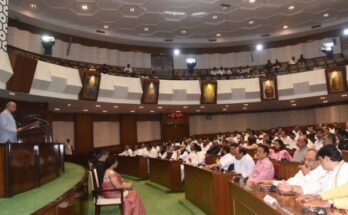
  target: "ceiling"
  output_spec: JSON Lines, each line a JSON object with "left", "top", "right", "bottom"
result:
{"left": 8, "top": 0, "right": 348, "bottom": 48}
{"left": 1, "top": 89, "right": 348, "bottom": 115}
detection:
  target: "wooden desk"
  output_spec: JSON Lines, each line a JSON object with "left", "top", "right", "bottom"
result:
{"left": 117, "top": 156, "right": 148, "bottom": 179}
{"left": 271, "top": 160, "right": 300, "bottom": 180}
{"left": 149, "top": 158, "right": 182, "bottom": 191}
{"left": 0, "top": 143, "right": 64, "bottom": 197}
{"left": 229, "top": 182, "right": 343, "bottom": 215}
{"left": 184, "top": 165, "right": 237, "bottom": 215}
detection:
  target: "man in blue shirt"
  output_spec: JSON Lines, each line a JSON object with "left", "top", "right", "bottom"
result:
{"left": 0, "top": 101, "right": 22, "bottom": 143}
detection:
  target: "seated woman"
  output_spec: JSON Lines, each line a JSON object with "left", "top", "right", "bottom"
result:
{"left": 102, "top": 155, "right": 146, "bottom": 215}
{"left": 269, "top": 139, "right": 292, "bottom": 161}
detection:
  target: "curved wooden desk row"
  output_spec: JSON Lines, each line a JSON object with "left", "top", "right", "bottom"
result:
{"left": 0, "top": 143, "right": 64, "bottom": 197}
{"left": 32, "top": 169, "right": 88, "bottom": 215}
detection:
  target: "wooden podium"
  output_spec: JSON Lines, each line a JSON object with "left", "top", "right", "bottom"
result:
{"left": 0, "top": 125, "right": 64, "bottom": 198}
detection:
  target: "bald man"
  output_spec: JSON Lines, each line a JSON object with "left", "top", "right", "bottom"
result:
{"left": 0, "top": 102, "right": 22, "bottom": 143}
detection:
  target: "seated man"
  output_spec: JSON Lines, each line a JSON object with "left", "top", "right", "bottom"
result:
{"left": 234, "top": 146, "right": 255, "bottom": 178}
{"left": 275, "top": 149, "right": 327, "bottom": 195}
{"left": 247, "top": 144, "right": 274, "bottom": 184}
{"left": 204, "top": 145, "right": 236, "bottom": 171}
{"left": 292, "top": 135, "right": 309, "bottom": 162}
{"left": 118, "top": 145, "right": 133, "bottom": 156}
{"left": 288, "top": 56, "right": 297, "bottom": 65}
{"left": 185, "top": 144, "right": 206, "bottom": 166}
{"left": 124, "top": 64, "right": 132, "bottom": 73}
{"left": 297, "top": 145, "right": 348, "bottom": 203}
{"left": 94, "top": 150, "right": 110, "bottom": 185}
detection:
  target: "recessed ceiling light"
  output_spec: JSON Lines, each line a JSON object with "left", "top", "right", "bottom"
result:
{"left": 102, "top": 110, "right": 107, "bottom": 113}
{"left": 225, "top": 105, "right": 229, "bottom": 107}
{"left": 249, "top": 0, "right": 256, "bottom": 3}
{"left": 67, "top": 104, "right": 71, "bottom": 107}
{"left": 183, "top": 106, "right": 188, "bottom": 109}
{"left": 139, "top": 106, "right": 144, "bottom": 109}
{"left": 30, "top": 3, "right": 37, "bottom": 8}
{"left": 130, "top": 110, "right": 135, "bottom": 113}
{"left": 243, "top": 104, "right": 249, "bottom": 106}
{"left": 113, "top": 105, "right": 118, "bottom": 108}
{"left": 181, "top": 29, "right": 187, "bottom": 34}
{"left": 291, "top": 103, "right": 297, "bottom": 106}
{"left": 323, "top": 100, "right": 328, "bottom": 104}
{"left": 96, "top": 104, "right": 101, "bottom": 108}
{"left": 9, "top": 92, "right": 16, "bottom": 96}
{"left": 83, "top": 109, "right": 88, "bottom": 112}
{"left": 222, "top": 108, "right": 227, "bottom": 111}
{"left": 283, "top": 25, "right": 288, "bottom": 29}
{"left": 323, "top": 13, "right": 329, "bottom": 17}
{"left": 200, "top": 106, "right": 205, "bottom": 109}
{"left": 150, "top": 110, "right": 155, "bottom": 113}
{"left": 243, "top": 107, "right": 248, "bottom": 110}
{"left": 196, "top": 110, "right": 200, "bottom": 112}
{"left": 174, "top": 49, "right": 180, "bottom": 56}
{"left": 290, "top": 100, "right": 296, "bottom": 103}
{"left": 320, "top": 96, "right": 326, "bottom": 100}
{"left": 342, "top": 94, "right": 348, "bottom": 97}
{"left": 129, "top": 7, "right": 135, "bottom": 12}
{"left": 256, "top": 43, "right": 263, "bottom": 51}
{"left": 144, "top": 27, "right": 149, "bottom": 31}
{"left": 103, "top": 25, "right": 109, "bottom": 29}
{"left": 212, "top": 15, "right": 218, "bottom": 19}
{"left": 81, "top": 5, "right": 88, "bottom": 10}
{"left": 343, "top": 28, "right": 348, "bottom": 36}
{"left": 176, "top": 110, "right": 181, "bottom": 113}
{"left": 216, "top": 33, "right": 221, "bottom": 37}
{"left": 157, "top": 106, "right": 163, "bottom": 109}
{"left": 249, "top": 20, "right": 254, "bottom": 24}
{"left": 54, "top": 108, "right": 60, "bottom": 111}
{"left": 288, "top": 5, "right": 295, "bottom": 10}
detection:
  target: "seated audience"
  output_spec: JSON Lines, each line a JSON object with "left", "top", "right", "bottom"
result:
{"left": 124, "top": 64, "right": 132, "bottom": 74}
{"left": 264, "top": 60, "right": 273, "bottom": 72}
{"left": 269, "top": 139, "right": 292, "bottom": 161}
{"left": 94, "top": 150, "right": 110, "bottom": 186}
{"left": 206, "top": 140, "right": 221, "bottom": 155}
{"left": 242, "top": 136, "right": 258, "bottom": 150}
{"left": 132, "top": 145, "right": 143, "bottom": 156}
{"left": 142, "top": 145, "right": 158, "bottom": 158}
{"left": 298, "top": 54, "right": 307, "bottom": 65}
{"left": 337, "top": 128, "right": 348, "bottom": 150}
{"left": 205, "top": 145, "right": 235, "bottom": 171}
{"left": 234, "top": 146, "right": 255, "bottom": 178}
{"left": 102, "top": 155, "right": 146, "bottom": 215}
{"left": 247, "top": 144, "right": 274, "bottom": 184}
{"left": 119, "top": 145, "right": 133, "bottom": 156}
{"left": 185, "top": 144, "right": 205, "bottom": 166}
{"left": 303, "top": 183, "right": 348, "bottom": 210}
{"left": 275, "top": 149, "right": 326, "bottom": 195}
{"left": 288, "top": 56, "right": 297, "bottom": 65}
{"left": 210, "top": 67, "right": 218, "bottom": 76}
{"left": 292, "top": 135, "right": 309, "bottom": 162}
{"left": 313, "top": 128, "right": 324, "bottom": 150}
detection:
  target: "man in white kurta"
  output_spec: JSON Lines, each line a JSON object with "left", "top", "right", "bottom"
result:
{"left": 0, "top": 102, "right": 21, "bottom": 143}
{"left": 118, "top": 145, "right": 133, "bottom": 156}
{"left": 234, "top": 147, "right": 255, "bottom": 178}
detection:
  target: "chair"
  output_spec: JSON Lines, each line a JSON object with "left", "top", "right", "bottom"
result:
{"left": 89, "top": 168, "right": 124, "bottom": 215}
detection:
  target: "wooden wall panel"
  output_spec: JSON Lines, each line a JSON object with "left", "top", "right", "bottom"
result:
{"left": 120, "top": 114, "right": 137, "bottom": 146}
{"left": 74, "top": 114, "right": 93, "bottom": 155}
{"left": 161, "top": 114, "right": 189, "bottom": 141}
{"left": 6, "top": 51, "right": 38, "bottom": 93}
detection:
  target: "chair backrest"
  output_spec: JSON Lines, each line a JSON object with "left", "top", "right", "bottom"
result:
{"left": 89, "top": 168, "right": 100, "bottom": 192}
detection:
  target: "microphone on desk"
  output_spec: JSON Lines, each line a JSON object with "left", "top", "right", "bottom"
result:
{"left": 27, "top": 114, "right": 49, "bottom": 126}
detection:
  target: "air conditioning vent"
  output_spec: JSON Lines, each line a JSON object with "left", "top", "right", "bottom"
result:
{"left": 261, "top": 34, "right": 270, "bottom": 37}
{"left": 96, "top": 30, "right": 106, "bottom": 34}
{"left": 311, "top": 25, "right": 321, "bottom": 29}
{"left": 164, "top": 39, "right": 173, "bottom": 42}
{"left": 208, "top": 39, "right": 217, "bottom": 42}
{"left": 220, "top": 3, "right": 231, "bottom": 8}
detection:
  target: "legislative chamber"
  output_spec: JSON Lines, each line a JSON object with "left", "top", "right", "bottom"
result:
{"left": 1, "top": 0, "right": 348, "bottom": 215}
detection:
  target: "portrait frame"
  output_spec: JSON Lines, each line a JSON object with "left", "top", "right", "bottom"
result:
{"left": 200, "top": 80, "right": 217, "bottom": 104}
{"left": 141, "top": 78, "right": 160, "bottom": 104}
{"left": 79, "top": 71, "right": 101, "bottom": 101}
{"left": 325, "top": 67, "right": 347, "bottom": 94}
{"left": 259, "top": 76, "right": 278, "bottom": 101}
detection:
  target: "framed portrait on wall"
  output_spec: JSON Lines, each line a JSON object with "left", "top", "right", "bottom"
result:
{"left": 141, "top": 78, "right": 160, "bottom": 104}
{"left": 80, "top": 71, "right": 101, "bottom": 101}
{"left": 201, "top": 80, "right": 217, "bottom": 104}
{"left": 259, "top": 77, "right": 278, "bottom": 101}
{"left": 325, "top": 67, "right": 347, "bottom": 94}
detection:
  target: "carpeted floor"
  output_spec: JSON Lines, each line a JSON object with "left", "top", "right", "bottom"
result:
{"left": 0, "top": 162, "right": 205, "bottom": 215}
{"left": 0, "top": 162, "right": 85, "bottom": 215}
{"left": 83, "top": 178, "right": 204, "bottom": 215}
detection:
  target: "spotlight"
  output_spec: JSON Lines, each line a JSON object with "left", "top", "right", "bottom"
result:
{"left": 174, "top": 49, "right": 180, "bottom": 56}
{"left": 41, "top": 35, "right": 55, "bottom": 56}
{"left": 343, "top": 28, "right": 348, "bottom": 36}
{"left": 256, "top": 43, "right": 263, "bottom": 51}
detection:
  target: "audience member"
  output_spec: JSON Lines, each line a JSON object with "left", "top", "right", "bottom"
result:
{"left": 248, "top": 144, "right": 274, "bottom": 184}
{"left": 269, "top": 139, "right": 292, "bottom": 161}
{"left": 292, "top": 136, "right": 309, "bottom": 162}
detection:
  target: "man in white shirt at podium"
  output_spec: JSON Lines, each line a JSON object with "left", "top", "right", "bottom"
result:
{"left": 0, "top": 102, "right": 23, "bottom": 143}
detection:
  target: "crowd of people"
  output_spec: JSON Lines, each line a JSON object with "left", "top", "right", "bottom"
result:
{"left": 90, "top": 122, "right": 348, "bottom": 212}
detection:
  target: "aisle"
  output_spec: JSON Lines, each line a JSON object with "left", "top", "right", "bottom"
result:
{"left": 84, "top": 178, "right": 203, "bottom": 215}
